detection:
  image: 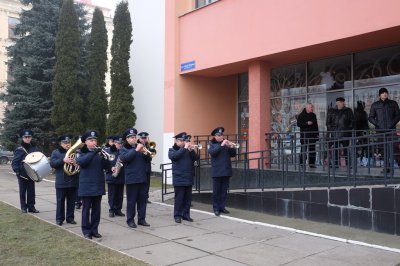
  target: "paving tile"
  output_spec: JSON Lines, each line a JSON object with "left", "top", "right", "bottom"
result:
{"left": 217, "top": 242, "right": 308, "bottom": 266}
{"left": 174, "top": 254, "right": 247, "bottom": 266}
{"left": 264, "top": 233, "right": 344, "bottom": 255}
{"left": 124, "top": 241, "right": 209, "bottom": 266}
{"left": 175, "top": 232, "right": 253, "bottom": 253}
{"left": 218, "top": 223, "right": 294, "bottom": 241}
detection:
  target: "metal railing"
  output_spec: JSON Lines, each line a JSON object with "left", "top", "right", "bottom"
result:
{"left": 160, "top": 130, "right": 400, "bottom": 201}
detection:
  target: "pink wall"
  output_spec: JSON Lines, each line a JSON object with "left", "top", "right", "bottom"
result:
{"left": 179, "top": 0, "right": 400, "bottom": 73}
{"left": 164, "top": 1, "right": 236, "bottom": 136}
{"left": 175, "top": 75, "right": 237, "bottom": 136}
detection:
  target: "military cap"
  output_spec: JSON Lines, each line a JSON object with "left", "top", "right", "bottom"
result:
{"left": 138, "top": 132, "right": 149, "bottom": 138}
{"left": 211, "top": 127, "right": 224, "bottom": 136}
{"left": 81, "top": 130, "right": 98, "bottom": 142}
{"left": 174, "top": 132, "right": 187, "bottom": 141}
{"left": 58, "top": 134, "right": 73, "bottom": 143}
{"left": 113, "top": 135, "right": 123, "bottom": 144}
{"left": 20, "top": 129, "right": 33, "bottom": 138}
{"left": 123, "top": 128, "right": 138, "bottom": 139}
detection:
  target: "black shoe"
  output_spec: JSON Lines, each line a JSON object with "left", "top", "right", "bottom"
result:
{"left": 127, "top": 222, "right": 137, "bottom": 228}
{"left": 175, "top": 217, "right": 182, "bottom": 223}
{"left": 21, "top": 209, "right": 27, "bottom": 213}
{"left": 214, "top": 211, "right": 220, "bottom": 216}
{"left": 147, "top": 200, "right": 152, "bottom": 204}
{"left": 109, "top": 211, "right": 115, "bottom": 218}
{"left": 57, "top": 221, "right": 63, "bottom": 226}
{"left": 28, "top": 208, "right": 39, "bottom": 213}
{"left": 309, "top": 164, "right": 316, "bottom": 168}
{"left": 182, "top": 217, "right": 194, "bottom": 222}
{"left": 114, "top": 211, "right": 125, "bottom": 217}
{"left": 92, "top": 233, "right": 102, "bottom": 238}
{"left": 138, "top": 221, "right": 150, "bottom": 227}
{"left": 66, "top": 220, "right": 77, "bottom": 224}
{"left": 75, "top": 204, "right": 82, "bottom": 210}
{"left": 220, "top": 209, "right": 230, "bottom": 214}
{"left": 84, "top": 234, "right": 92, "bottom": 239}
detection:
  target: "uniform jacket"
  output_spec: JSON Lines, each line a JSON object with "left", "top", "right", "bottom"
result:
{"left": 326, "top": 107, "right": 354, "bottom": 138}
{"left": 50, "top": 147, "right": 78, "bottom": 188}
{"left": 168, "top": 144, "right": 200, "bottom": 186}
{"left": 119, "top": 143, "right": 151, "bottom": 184}
{"left": 208, "top": 139, "right": 236, "bottom": 178}
{"left": 105, "top": 146, "right": 125, "bottom": 184}
{"left": 12, "top": 142, "right": 39, "bottom": 181}
{"left": 296, "top": 108, "right": 319, "bottom": 142}
{"left": 76, "top": 146, "right": 110, "bottom": 197}
{"left": 368, "top": 99, "right": 400, "bottom": 130}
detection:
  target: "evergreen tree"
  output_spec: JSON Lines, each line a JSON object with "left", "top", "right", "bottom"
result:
{"left": 0, "top": 0, "right": 63, "bottom": 152}
{"left": 86, "top": 8, "right": 108, "bottom": 143}
{"left": 51, "top": 0, "right": 84, "bottom": 136}
{"left": 107, "top": 1, "right": 136, "bottom": 136}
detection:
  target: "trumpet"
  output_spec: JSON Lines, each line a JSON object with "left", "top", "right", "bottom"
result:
{"left": 224, "top": 140, "right": 240, "bottom": 149}
{"left": 95, "top": 146, "right": 116, "bottom": 161}
{"left": 137, "top": 139, "right": 157, "bottom": 158}
{"left": 188, "top": 144, "right": 202, "bottom": 150}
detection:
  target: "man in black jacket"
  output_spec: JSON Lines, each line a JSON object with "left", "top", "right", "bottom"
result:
{"left": 297, "top": 103, "right": 319, "bottom": 168}
{"left": 326, "top": 97, "right": 354, "bottom": 168}
{"left": 368, "top": 87, "right": 400, "bottom": 172}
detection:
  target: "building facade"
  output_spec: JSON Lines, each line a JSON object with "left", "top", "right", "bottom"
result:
{"left": 164, "top": 0, "right": 400, "bottom": 158}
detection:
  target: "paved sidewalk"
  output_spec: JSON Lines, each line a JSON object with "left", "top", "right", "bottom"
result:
{"left": 1, "top": 165, "right": 400, "bottom": 266}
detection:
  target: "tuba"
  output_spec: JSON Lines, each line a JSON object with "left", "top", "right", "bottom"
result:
{"left": 64, "top": 139, "right": 85, "bottom": 176}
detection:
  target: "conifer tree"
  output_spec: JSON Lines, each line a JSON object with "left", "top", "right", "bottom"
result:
{"left": 107, "top": 1, "right": 136, "bottom": 136}
{"left": 86, "top": 8, "right": 108, "bottom": 143}
{"left": 51, "top": 0, "right": 84, "bottom": 136}
{"left": 0, "top": 0, "right": 63, "bottom": 152}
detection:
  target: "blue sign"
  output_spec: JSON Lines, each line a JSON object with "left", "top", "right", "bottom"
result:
{"left": 181, "top": 60, "right": 196, "bottom": 72}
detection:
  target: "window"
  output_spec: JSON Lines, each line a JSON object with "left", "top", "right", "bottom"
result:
{"left": 195, "top": 0, "right": 218, "bottom": 9}
{"left": 8, "top": 17, "right": 20, "bottom": 39}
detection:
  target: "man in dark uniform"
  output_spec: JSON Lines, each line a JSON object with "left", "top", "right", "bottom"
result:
{"left": 168, "top": 132, "right": 199, "bottom": 223}
{"left": 50, "top": 134, "right": 78, "bottom": 226}
{"left": 12, "top": 129, "right": 40, "bottom": 213}
{"left": 105, "top": 135, "right": 115, "bottom": 148}
{"left": 208, "top": 127, "right": 236, "bottom": 216}
{"left": 106, "top": 136, "right": 125, "bottom": 218}
{"left": 119, "top": 128, "right": 151, "bottom": 228}
{"left": 137, "top": 132, "right": 152, "bottom": 204}
{"left": 76, "top": 130, "right": 110, "bottom": 239}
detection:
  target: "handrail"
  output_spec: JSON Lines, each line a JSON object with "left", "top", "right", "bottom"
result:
{"left": 160, "top": 130, "right": 400, "bottom": 201}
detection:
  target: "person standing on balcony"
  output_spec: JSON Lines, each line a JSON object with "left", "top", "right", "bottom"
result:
{"left": 297, "top": 103, "right": 319, "bottom": 168}
{"left": 326, "top": 97, "right": 354, "bottom": 168}
{"left": 208, "top": 127, "right": 236, "bottom": 216}
{"left": 368, "top": 87, "right": 400, "bottom": 173}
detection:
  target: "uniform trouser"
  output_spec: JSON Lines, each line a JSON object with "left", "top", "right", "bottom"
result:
{"left": 81, "top": 195, "right": 102, "bottom": 236}
{"left": 126, "top": 183, "right": 147, "bottom": 224}
{"left": 212, "top": 176, "right": 230, "bottom": 212}
{"left": 56, "top": 187, "right": 77, "bottom": 223}
{"left": 174, "top": 186, "right": 192, "bottom": 219}
{"left": 75, "top": 182, "right": 82, "bottom": 206}
{"left": 299, "top": 139, "right": 316, "bottom": 165}
{"left": 18, "top": 177, "right": 35, "bottom": 210}
{"left": 107, "top": 183, "right": 124, "bottom": 212}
